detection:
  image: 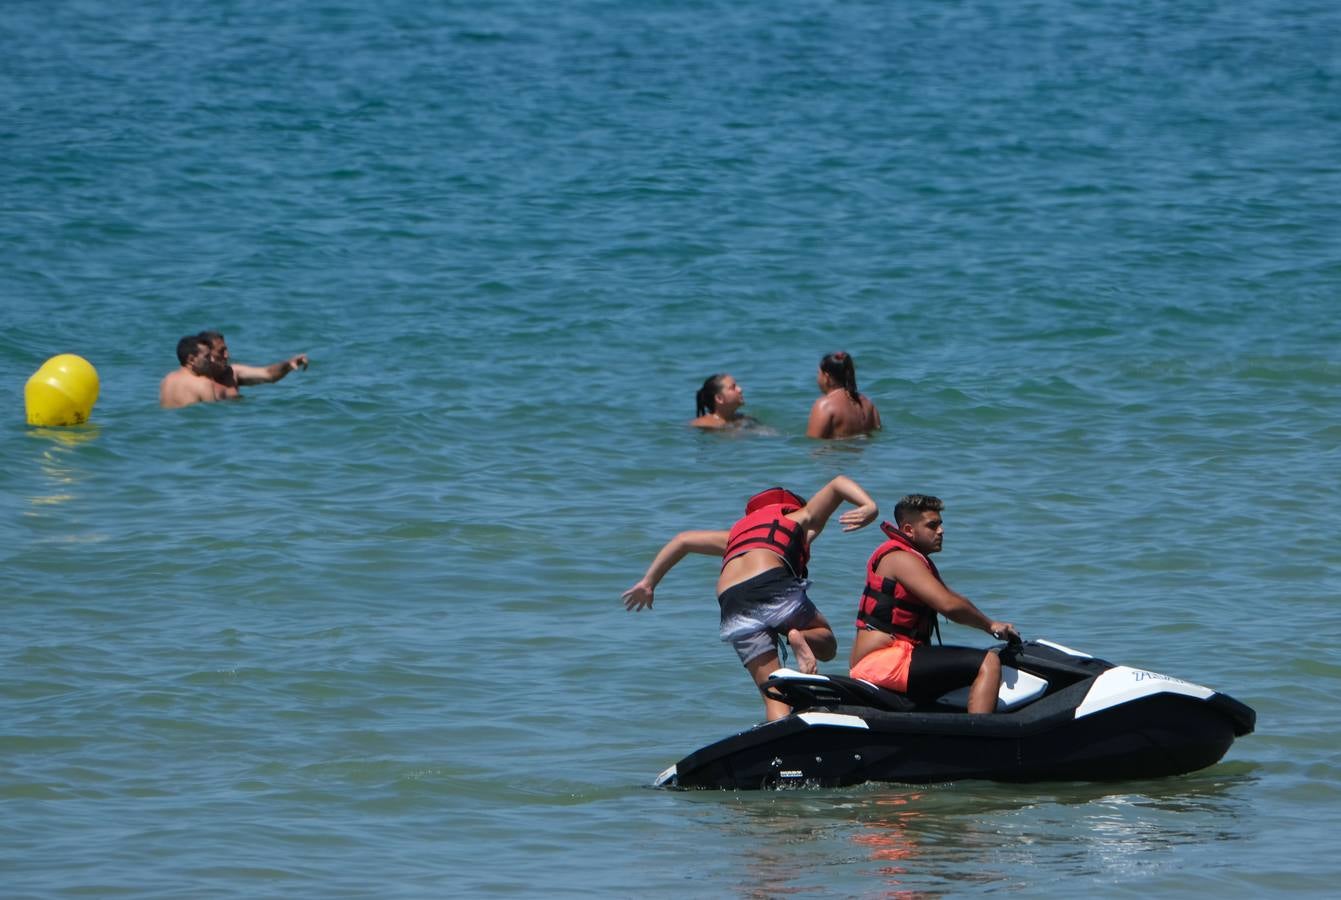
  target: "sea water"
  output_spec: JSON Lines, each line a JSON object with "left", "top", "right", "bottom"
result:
{"left": 3, "top": 0, "right": 1339, "bottom": 896}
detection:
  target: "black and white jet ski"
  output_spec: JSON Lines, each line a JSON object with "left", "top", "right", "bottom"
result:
{"left": 655, "top": 638, "right": 1255, "bottom": 789}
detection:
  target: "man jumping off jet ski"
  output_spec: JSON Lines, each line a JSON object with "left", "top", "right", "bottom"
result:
{"left": 849, "top": 494, "right": 1020, "bottom": 714}
{"left": 622, "top": 476, "right": 878, "bottom": 721}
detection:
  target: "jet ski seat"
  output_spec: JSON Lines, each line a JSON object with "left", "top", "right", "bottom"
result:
{"left": 762, "top": 670, "right": 920, "bottom": 713}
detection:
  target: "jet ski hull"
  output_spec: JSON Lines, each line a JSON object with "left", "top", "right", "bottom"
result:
{"left": 656, "top": 641, "right": 1255, "bottom": 790}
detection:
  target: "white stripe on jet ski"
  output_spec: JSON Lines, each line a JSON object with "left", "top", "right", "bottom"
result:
{"left": 1035, "top": 639, "right": 1092, "bottom": 658}
{"left": 799, "top": 712, "right": 870, "bottom": 729}
{"left": 1074, "top": 666, "right": 1215, "bottom": 719}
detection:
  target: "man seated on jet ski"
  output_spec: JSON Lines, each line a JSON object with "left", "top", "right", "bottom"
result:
{"left": 848, "top": 494, "right": 1020, "bottom": 714}
{"left": 622, "top": 477, "right": 878, "bottom": 721}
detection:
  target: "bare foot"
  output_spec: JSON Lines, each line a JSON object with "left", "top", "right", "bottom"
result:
{"left": 787, "top": 629, "right": 818, "bottom": 675}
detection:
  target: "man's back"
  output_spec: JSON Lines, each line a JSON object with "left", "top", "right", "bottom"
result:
{"left": 160, "top": 368, "right": 222, "bottom": 409}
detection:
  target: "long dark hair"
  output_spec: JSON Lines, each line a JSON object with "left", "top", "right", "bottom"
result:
{"left": 696, "top": 374, "right": 726, "bottom": 416}
{"left": 820, "top": 352, "right": 860, "bottom": 402}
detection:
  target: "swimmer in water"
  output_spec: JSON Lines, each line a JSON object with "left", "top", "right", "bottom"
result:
{"left": 806, "top": 351, "right": 881, "bottom": 439}
{"left": 198, "top": 330, "right": 308, "bottom": 400}
{"left": 690, "top": 373, "right": 758, "bottom": 429}
{"left": 159, "top": 334, "right": 230, "bottom": 409}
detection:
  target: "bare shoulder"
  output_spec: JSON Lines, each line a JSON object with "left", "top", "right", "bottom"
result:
{"left": 860, "top": 394, "right": 881, "bottom": 428}
{"left": 806, "top": 394, "right": 837, "bottom": 438}
{"left": 879, "top": 548, "right": 923, "bottom": 575}
{"left": 159, "top": 370, "right": 190, "bottom": 408}
{"left": 161, "top": 370, "right": 219, "bottom": 409}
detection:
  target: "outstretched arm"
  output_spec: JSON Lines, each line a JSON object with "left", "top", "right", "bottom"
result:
{"left": 622, "top": 530, "right": 728, "bottom": 611}
{"left": 883, "top": 554, "right": 1019, "bottom": 640}
{"left": 232, "top": 354, "right": 309, "bottom": 386}
{"left": 792, "top": 475, "right": 878, "bottom": 542}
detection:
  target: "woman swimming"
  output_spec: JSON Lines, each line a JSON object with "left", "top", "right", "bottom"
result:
{"left": 690, "top": 373, "right": 756, "bottom": 429}
{"left": 806, "top": 352, "right": 881, "bottom": 439}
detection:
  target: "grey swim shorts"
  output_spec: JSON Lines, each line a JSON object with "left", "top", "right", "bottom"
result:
{"left": 716, "top": 567, "right": 820, "bottom": 666}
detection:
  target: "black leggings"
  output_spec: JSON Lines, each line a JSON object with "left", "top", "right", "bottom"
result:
{"left": 906, "top": 645, "right": 991, "bottom": 702}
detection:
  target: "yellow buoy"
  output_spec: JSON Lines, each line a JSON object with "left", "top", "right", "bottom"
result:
{"left": 25, "top": 354, "right": 100, "bottom": 426}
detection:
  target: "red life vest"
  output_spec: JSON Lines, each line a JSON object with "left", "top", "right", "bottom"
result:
{"left": 722, "top": 504, "right": 809, "bottom": 578}
{"left": 744, "top": 487, "right": 805, "bottom": 515}
{"left": 855, "top": 522, "right": 940, "bottom": 641}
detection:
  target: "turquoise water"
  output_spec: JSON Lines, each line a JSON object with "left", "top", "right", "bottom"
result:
{"left": 4, "top": 0, "right": 1340, "bottom": 895}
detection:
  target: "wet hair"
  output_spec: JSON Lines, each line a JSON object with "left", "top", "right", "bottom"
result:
{"left": 197, "top": 330, "right": 224, "bottom": 349}
{"left": 820, "top": 351, "right": 860, "bottom": 402}
{"left": 894, "top": 494, "right": 944, "bottom": 526}
{"left": 176, "top": 334, "right": 208, "bottom": 365}
{"left": 696, "top": 374, "right": 727, "bottom": 416}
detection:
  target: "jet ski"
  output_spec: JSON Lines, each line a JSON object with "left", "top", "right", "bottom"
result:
{"left": 655, "top": 638, "right": 1255, "bottom": 790}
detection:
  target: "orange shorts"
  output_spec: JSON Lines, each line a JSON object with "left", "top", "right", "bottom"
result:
{"left": 849, "top": 638, "right": 915, "bottom": 693}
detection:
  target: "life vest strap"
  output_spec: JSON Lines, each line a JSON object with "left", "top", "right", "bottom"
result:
{"left": 859, "top": 585, "right": 937, "bottom": 641}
